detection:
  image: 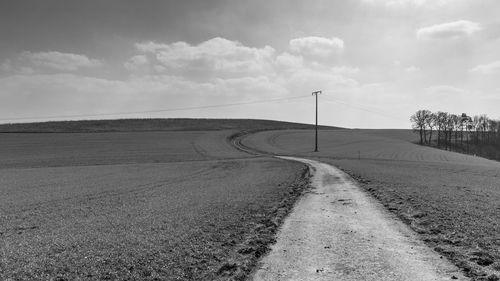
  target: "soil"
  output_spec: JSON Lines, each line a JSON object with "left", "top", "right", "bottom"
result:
{"left": 0, "top": 129, "right": 311, "bottom": 280}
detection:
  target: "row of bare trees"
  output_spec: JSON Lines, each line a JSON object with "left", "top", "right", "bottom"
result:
{"left": 410, "top": 110, "right": 500, "bottom": 152}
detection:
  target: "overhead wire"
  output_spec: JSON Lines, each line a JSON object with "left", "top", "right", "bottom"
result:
{"left": 2, "top": 91, "right": 403, "bottom": 123}
{"left": 0, "top": 95, "right": 310, "bottom": 122}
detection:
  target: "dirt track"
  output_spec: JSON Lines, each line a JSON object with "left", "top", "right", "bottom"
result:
{"left": 252, "top": 157, "right": 466, "bottom": 280}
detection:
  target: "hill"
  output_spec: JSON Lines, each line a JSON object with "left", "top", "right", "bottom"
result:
{"left": 0, "top": 118, "right": 340, "bottom": 133}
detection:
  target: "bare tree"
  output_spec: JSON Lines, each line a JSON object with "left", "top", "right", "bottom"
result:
{"left": 436, "top": 111, "right": 448, "bottom": 148}
{"left": 447, "top": 115, "right": 456, "bottom": 150}
{"left": 490, "top": 119, "right": 500, "bottom": 145}
{"left": 410, "top": 110, "right": 430, "bottom": 145}
{"left": 479, "top": 115, "right": 489, "bottom": 144}
{"left": 410, "top": 111, "right": 500, "bottom": 159}
{"left": 460, "top": 113, "right": 469, "bottom": 145}
{"left": 425, "top": 112, "right": 437, "bottom": 144}
{"left": 472, "top": 115, "right": 480, "bottom": 144}
{"left": 451, "top": 114, "right": 460, "bottom": 147}
{"left": 465, "top": 115, "right": 473, "bottom": 153}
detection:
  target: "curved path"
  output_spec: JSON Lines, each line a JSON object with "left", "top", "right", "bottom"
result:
{"left": 252, "top": 156, "right": 468, "bottom": 281}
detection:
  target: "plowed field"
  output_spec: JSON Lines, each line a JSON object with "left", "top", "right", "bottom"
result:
{"left": 0, "top": 130, "right": 309, "bottom": 280}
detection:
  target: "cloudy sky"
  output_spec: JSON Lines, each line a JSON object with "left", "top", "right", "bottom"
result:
{"left": 1, "top": 0, "right": 499, "bottom": 128}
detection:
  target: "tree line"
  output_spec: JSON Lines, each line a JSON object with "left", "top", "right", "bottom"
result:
{"left": 410, "top": 110, "right": 500, "bottom": 155}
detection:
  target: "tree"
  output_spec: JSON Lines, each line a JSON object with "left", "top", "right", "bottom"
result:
{"left": 436, "top": 111, "right": 448, "bottom": 148}
{"left": 410, "top": 110, "right": 430, "bottom": 145}
{"left": 451, "top": 114, "right": 460, "bottom": 147}
{"left": 460, "top": 113, "right": 469, "bottom": 145}
{"left": 425, "top": 112, "right": 437, "bottom": 144}
{"left": 472, "top": 115, "right": 480, "bottom": 144}
{"left": 465, "top": 116, "right": 473, "bottom": 153}
{"left": 479, "top": 115, "right": 489, "bottom": 144}
{"left": 410, "top": 111, "right": 500, "bottom": 158}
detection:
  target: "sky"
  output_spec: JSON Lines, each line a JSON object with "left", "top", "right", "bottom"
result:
{"left": 1, "top": 0, "right": 499, "bottom": 128}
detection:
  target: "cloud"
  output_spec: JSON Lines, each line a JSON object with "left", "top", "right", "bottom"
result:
{"left": 1, "top": 59, "right": 33, "bottom": 75}
{"left": 129, "top": 36, "right": 359, "bottom": 99}
{"left": 289, "top": 37, "right": 344, "bottom": 60}
{"left": 469, "top": 60, "right": 500, "bottom": 74}
{"left": 0, "top": 36, "right": 362, "bottom": 123}
{"left": 276, "top": 52, "right": 303, "bottom": 70}
{"left": 134, "top": 37, "right": 276, "bottom": 80}
{"left": 124, "top": 55, "right": 149, "bottom": 71}
{"left": 19, "top": 51, "right": 102, "bottom": 71}
{"left": 416, "top": 20, "right": 481, "bottom": 40}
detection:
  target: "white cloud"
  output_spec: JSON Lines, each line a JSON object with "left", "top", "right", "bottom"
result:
{"left": 19, "top": 51, "right": 102, "bottom": 71}
{"left": 124, "top": 55, "right": 149, "bottom": 71}
{"left": 276, "top": 52, "right": 303, "bottom": 70}
{"left": 128, "top": 37, "right": 359, "bottom": 100}
{"left": 469, "top": 60, "right": 500, "bottom": 74}
{"left": 135, "top": 37, "right": 276, "bottom": 80}
{"left": 416, "top": 20, "right": 481, "bottom": 40}
{"left": 0, "top": 36, "right": 363, "bottom": 123}
{"left": 289, "top": 36, "right": 344, "bottom": 60}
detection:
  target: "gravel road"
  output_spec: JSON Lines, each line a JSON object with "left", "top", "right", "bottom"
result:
{"left": 252, "top": 157, "right": 468, "bottom": 281}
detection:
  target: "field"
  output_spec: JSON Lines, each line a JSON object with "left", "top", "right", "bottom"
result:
{"left": 242, "top": 129, "right": 500, "bottom": 280}
{"left": 3, "top": 120, "right": 499, "bottom": 280}
{"left": 0, "top": 118, "right": 338, "bottom": 133}
{"left": 0, "top": 126, "right": 315, "bottom": 280}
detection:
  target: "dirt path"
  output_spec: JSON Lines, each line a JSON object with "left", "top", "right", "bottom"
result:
{"left": 252, "top": 156, "right": 468, "bottom": 281}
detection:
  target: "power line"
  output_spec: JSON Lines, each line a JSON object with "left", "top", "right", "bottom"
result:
{"left": 0, "top": 95, "right": 309, "bottom": 122}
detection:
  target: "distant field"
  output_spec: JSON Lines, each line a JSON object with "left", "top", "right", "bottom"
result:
{"left": 0, "top": 122, "right": 315, "bottom": 280}
{"left": 242, "top": 129, "right": 500, "bottom": 280}
{"left": 0, "top": 131, "right": 249, "bottom": 169}
{"left": 0, "top": 118, "right": 338, "bottom": 133}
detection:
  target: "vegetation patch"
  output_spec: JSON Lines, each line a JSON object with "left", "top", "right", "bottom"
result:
{"left": 410, "top": 110, "right": 500, "bottom": 162}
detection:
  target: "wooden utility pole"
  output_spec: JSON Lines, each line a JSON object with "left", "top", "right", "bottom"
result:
{"left": 312, "top": 90, "right": 322, "bottom": 152}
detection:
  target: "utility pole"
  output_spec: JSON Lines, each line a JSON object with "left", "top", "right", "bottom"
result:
{"left": 312, "top": 90, "right": 322, "bottom": 152}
